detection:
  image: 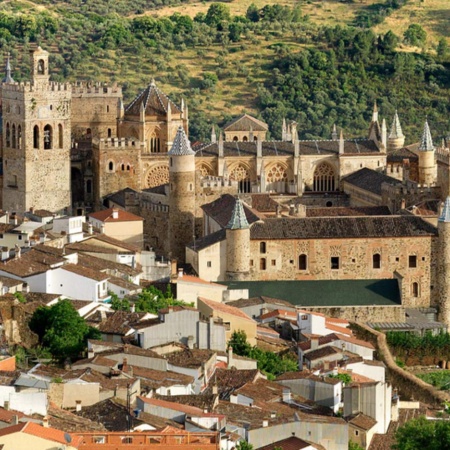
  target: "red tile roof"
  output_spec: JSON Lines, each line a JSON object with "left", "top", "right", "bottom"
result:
{"left": 89, "top": 208, "right": 143, "bottom": 222}
{"left": 138, "top": 397, "right": 204, "bottom": 415}
{"left": 198, "top": 298, "right": 254, "bottom": 321}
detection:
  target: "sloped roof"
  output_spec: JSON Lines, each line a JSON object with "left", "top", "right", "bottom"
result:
{"left": 125, "top": 80, "right": 182, "bottom": 116}
{"left": 198, "top": 297, "right": 254, "bottom": 321}
{"left": 89, "top": 207, "right": 143, "bottom": 223}
{"left": 347, "top": 412, "right": 377, "bottom": 431}
{"left": 223, "top": 114, "right": 268, "bottom": 132}
{"left": 342, "top": 167, "right": 402, "bottom": 196}
{"left": 168, "top": 127, "right": 195, "bottom": 156}
{"left": 226, "top": 198, "right": 249, "bottom": 230}
{"left": 418, "top": 120, "right": 435, "bottom": 151}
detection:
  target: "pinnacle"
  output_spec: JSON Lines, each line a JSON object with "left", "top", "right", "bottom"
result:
{"left": 389, "top": 111, "right": 404, "bottom": 139}
{"left": 226, "top": 197, "right": 249, "bottom": 230}
{"left": 439, "top": 197, "right": 450, "bottom": 223}
{"left": 168, "top": 126, "right": 195, "bottom": 156}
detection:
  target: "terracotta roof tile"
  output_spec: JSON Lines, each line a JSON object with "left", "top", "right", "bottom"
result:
{"left": 62, "top": 264, "right": 108, "bottom": 282}
{"left": 138, "top": 396, "right": 204, "bottom": 415}
{"left": 348, "top": 412, "right": 377, "bottom": 430}
{"left": 89, "top": 207, "right": 143, "bottom": 223}
{"left": 198, "top": 298, "right": 254, "bottom": 321}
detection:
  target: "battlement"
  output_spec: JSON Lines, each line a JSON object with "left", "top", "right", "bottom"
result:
{"left": 71, "top": 81, "right": 122, "bottom": 96}
{"left": 382, "top": 180, "right": 440, "bottom": 197}
{"left": 95, "top": 137, "right": 145, "bottom": 149}
{"left": 436, "top": 146, "right": 450, "bottom": 164}
{"left": 142, "top": 200, "right": 169, "bottom": 213}
{"left": 200, "top": 176, "right": 237, "bottom": 189}
{"left": 2, "top": 81, "right": 71, "bottom": 93}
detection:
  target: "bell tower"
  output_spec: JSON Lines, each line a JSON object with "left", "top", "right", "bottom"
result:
{"left": 2, "top": 47, "right": 71, "bottom": 214}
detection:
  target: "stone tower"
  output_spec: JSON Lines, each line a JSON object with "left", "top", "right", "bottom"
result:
{"left": 2, "top": 47, "right": 71, "bottom": 214}
{"left": 225, "top": 198, "right": 250, "bottom": 281}
{"left": 168, "top": 126, "right": 196, "bottom": 263}
{"left": 417, "top": 120, "right": 436, "bottom": 186}
{"left": 387, "top": 111, "right": 405, "bottom": 151}
{"left": 437, "top": 197, "right": 450, "bottom": 326}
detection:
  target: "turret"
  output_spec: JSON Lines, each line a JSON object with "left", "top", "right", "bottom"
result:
{"left": 381, "top": 119, "right": 387, "bottom": 149}
{"left": 31, "top": 46, "right": 50, "bottom": 85}
{"left": 438, "top": 197, "right": 450, "bottom": 326}
{"left": 168, "top": 126, "right": 196, "bottom": 263}
{"left": 339, "top": 129, "right": 344, "bottom": 155}
{"left": 211, "top": 125, "right": 217, "bottom": 144}
{"left": 332, "top": 124, "right": 338, "bottom": 141}
{"left": 387, "top": 111, "right": 405, "bottom": 151}
{"left": 417, "top": 120, "right": 436, "bottom": 186}
{"left": 225, "top": 198, "right": 250, "bottom": 281}
{"left": 2, "top": 53, "right": 14, "bottom": 84}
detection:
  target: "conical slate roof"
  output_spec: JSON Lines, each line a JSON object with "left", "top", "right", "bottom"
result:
{"left": 226, "top": 198, "right": 249, "bottom": 230}
{"left": 418, "top": 120, "right": 435, "bottom": 151}
{"left": 168, "top": 126, "right": 195, "bottom": 156}
{"left": 439, "top": 197, "right": 450, "bottom": 223}
{"left": 2, "top": 55, "right": 14, "bottom": 83}
{"left": 125, "top": 79, "right": 182, "bottom": 116}
{"left": 389, "top": 111, "right": 404, "bottom": 139}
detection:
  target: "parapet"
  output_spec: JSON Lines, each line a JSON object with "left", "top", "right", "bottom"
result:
{"left": 71, "top": 81, "right": 122, "bottom": 96}
{"left": 200, "top": 175, "right": 237, "bottom": 189}
{"left": 94, "top": 137, "right": 145, "bottom": 149}
{"left": 2, "top": 80, "right": 71, "bottom": 93}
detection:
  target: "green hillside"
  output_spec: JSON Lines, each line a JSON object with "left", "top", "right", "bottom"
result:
{"left": 0, "top": 0, "right": 449, "bottom": 141}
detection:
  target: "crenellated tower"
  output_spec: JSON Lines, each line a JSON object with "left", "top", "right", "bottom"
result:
{"left": 2, "top": 47, "right": 71, "bottom": 214}
{"left": 168, "top": 126, "right": 196, "bottom": 263}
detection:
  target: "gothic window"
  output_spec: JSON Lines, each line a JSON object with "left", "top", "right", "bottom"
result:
{"left": 108, "top": 161, "right": 114, "bottom": 172}
{"left": 5, "top": 123, "right": 10, "bottom": 148}
{"left": 313, "top": 163, "right": 335, "bottom": 192}
{"left": 121, "top": 164, "right": 125, "bottom": 171}
{"left": 17, "top": 125, "right": 22, "bottom": 150}
{"left": 127, "top": 165, "right": 131, "bottom": 171}
{"left": 43, "top": 125, "right": 52, "bottom": 150}
{"left": 150, "top": 133, "right": 161, "bottom": 153}
{"left": 86, "top": 179, "right": 92, "bottom": 194}
{"left": 58, "top": 124, "right": 63, "bottom": 148}
{"left": 267, "top": 164, "right": 288, "bottom": 183}
{"left": 254, "top": 136, "right": 258, "bottom": 141}
{"left": 11, "top": 124, "right": 16, "bottom": 148}
{"left": 243, "top": 136, "right": 248, "bottom": 142}
{"left": 145, "top": 165, "right": 169, "bottom": 188}
{"left": 412, "top": 282, "right": 419, "bottom": 297}
{"left": 198, "top": 165, "right": 212, "bottom": 177}
{"left": 260, "top": 258, "right": 266, "bottom": 270}
{"left": 299, "top": 254, "right": 307, "bottom": 270}
{"left": 230, "top": 165, "right": 251, "bottom": 193}
{"left": 33, "top": 125, "right": 39, "bottom": 149}
{"left": 260, "top": 242, "right": 266, "bottom": 254}
{"left": 373, "top": 253, "right": 381, "bottom": 269}
{"left": 233, "top": 136, "right": 238, "bottom": 141}
{"left": 107, "top": 128, "right": 112, "bottom": 138}
{"left": 37, "top": 59, "right": 45, "bottom": 74}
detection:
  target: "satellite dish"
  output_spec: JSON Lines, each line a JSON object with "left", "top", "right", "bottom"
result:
{"left": 64, "top": 433, "right": 72, "bottom": 444}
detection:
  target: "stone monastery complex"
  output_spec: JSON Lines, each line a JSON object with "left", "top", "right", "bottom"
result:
{"left": 2, "top": 47, "right": 450, "bottom": 326}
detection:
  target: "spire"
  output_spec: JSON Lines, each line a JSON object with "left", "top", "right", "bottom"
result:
{"left": 168, "top": 126, "right": 195, "bottom": 156}
{"left": 418, "top": 120, "right": 435, "bottom": 152}
{"left": 150, "top": 78, "right": 156, "bottom": 86}
{"left": 339, "top": 129, "right": 344, "bottom": 154}
{"left": 218, "top": 131, "right": 224, "bottom": 158}
{"left": 381, "top": 118, "right": 387, "bottom": 148}
{"left": 2, "top": 53, "right": 14, "bottom": 83}
{"left": 226, "top": 198, "right": 249, "bottom": 229}
{"left": 439, "top": 197, "right": 450, "bottom": 223}
{"left": 332, "top": 124, "right": 338, "bottom": 141}
{"left": 389, "top": 111, "right": 404, "bottom": 139}
{"left": 372, "top": 101, "right": 378, "bottom": 122}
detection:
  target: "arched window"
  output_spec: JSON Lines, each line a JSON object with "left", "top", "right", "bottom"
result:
{"left": 86, "top": 128, "right": 92, "bottom": 137}
{"left": 5, "top": 123, "right": 10, "bottom": 148}
{"left": 86, "top": 179, "right": 92, "bottom": 194}
{"left": 17, "top": 125, "right": 22, "bottom": 149}
{"left": 126, "top": 165, "right": 130, "bottom": 171}
{"left": 230, "top": 165, "right": 251, "bottom": 193}
{"left": 412, "top": 282, "right": 419, "bottom": 297}
{"left": 43, "top": 124, "right": 52, "bottom": 149}
{"left": 121, "top": 164, "right": 125, "bottom": 171}
{"left": 313, "top": 163, "right": 335, "bottom": 192}
{"left": 107, "top": 128, "right": 112, "bottom": 138}
{"left": 243, "top": 136, "right": 248, "bottom": 142}
{"left": 267, "top": 164, "right": 288, "bottom": 193}
{"left": 299, "top": 254, "right": 307, "bottom": 270}
{"left": 11, "top": 124, "right": 16, "bottom": 148}
{"left": 108, "top": 161, "right": 114, "bottom": 172}
{"left": 254, "top": 136, "right": 258, "bottom": 141}
{"left": 260, "top": 242, "right": 266, "bottom": 254}
{"left": 233, "top": 136, "right": 239, "bottom": 141}
{"left": 58, "top": 124, "right": 63, "bottom": 148}
{"left": 260, "top": 258, "right": 266, "bottom": 270}
{"left": 106, "top": 105, "right": 110, "bottom": 113}
{"left": 373, "top": 254, "right": 381, "bottom": 269}
{"left": 37, "top": 59, "right": 45, "bottom": 74}
{"left": 33, "top": 125, "right": 39, "bottom": 149}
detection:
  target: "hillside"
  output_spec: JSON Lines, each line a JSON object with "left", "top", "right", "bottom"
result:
{"left": 0, "top": 0, "right": 449, "bottom": 141}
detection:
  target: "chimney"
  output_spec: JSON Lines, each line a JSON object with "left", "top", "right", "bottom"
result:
{"left": 75, "top": 400, "right": 82, "bottom": 412}
{"left": 112, "top": 209, "right": 119, "bottom": 219}
{"left": 401, "top": 198, "right": 406, "bottom": 210}
{"left": 42, "top": 416, "right": 49, "bottom": 428}
{"left": 187, "top": 335, "right": 194, "bottom": 349}
{"left": 212, "top": 384, "right": 218, "bottom": 395}
{"left": 4, "top": 401, "right": 9, "bottom": 411}
{"left": 29, "top": 207, "right": 34, "bottom": 214}
{"left": 310, "top": 336, "right": 319, "bottom": 350}
{"left": 178, "top": 268, "right": 183, "bottom": 278}
{"left": 12, "top": 415, "right": 18, "bottom": 425}
{"left": 276, "top": 205, "right": 282, "bottom": 218}
{"left": 100, "top": 223, "right": 105, "bottom": 234}
{"left": 262, "top": 420, "right": 269, "bottom": 428}
{"left": 122, "top": 358, "right": 128, "bottom": 373}
{"left": 282, "top": 389, "right": 292, "bottom": 404}
{"left": 227, "top": 346, "right": 233, "bottom": 368}
{"left": 88, "top": 222, "right": 93, "bottom": 235}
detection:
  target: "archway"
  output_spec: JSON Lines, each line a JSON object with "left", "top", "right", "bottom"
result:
{"left": 266, "top": 163, "right": 288, "bottom": 193}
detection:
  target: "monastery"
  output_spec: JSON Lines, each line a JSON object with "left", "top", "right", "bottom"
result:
{"left": 2, "top": 47, "right": 450, "bottom": 325}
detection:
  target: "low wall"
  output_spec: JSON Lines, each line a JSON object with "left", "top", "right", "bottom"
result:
{"left": 305, "top": 305, "right": 405, "bottom": 323}
{"left": 351, "top": 322, "right": 450, "bottom": 406}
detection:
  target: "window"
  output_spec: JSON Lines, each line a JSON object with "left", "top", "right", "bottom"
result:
{"left": 260, "top": 242, "right": 266, "bottom": 254}
{"left": 121, "top": 164, "right": 125, "bottom": 171}
{"left": 126, "top": 165, "right": 130, "bottom": 171}
{"left": 37, "top": 59, "right": 45, "bottom": 74}
{"left": 355, "top": 430, "right": 359, "bottom": 436}
{"left": 260, "top": 258, "right": 266, "bottom": 270}
{"left": 207, "top": 261, "right": 212, "bottom": 268}
{"left": 409, "top": 255, "right": 417, "bottom": 268}
{"left": 86, "top": 179, "right": 92, "bottom": 194}
{"left": 373, "top": 253, "right": 381, "bottom": 269}
{"left": 271, "top": 259, "right": 276, "bottom": 266}
{"left": 17, "top": 125, "right": 22, "bottom": 149}
{"left": 412, "top": 282, "right": 419, "bottom": 297}
{"left": 250, "top": 259, "right": 254, "bottom": 266}
{"left": 108, "top": 128, "right": 112, "bottom": 138}
{"left": 18, "top": 235, "right": 22, "bottom": 240}
{"left": 331, "top": 257, "right": 340, "bottom": 270}
{"left": 58, "top": 124, "right": 63, "bottom": 148}
{"left": 5, "top": 123, "right": 10, "bottom": 147}
{"left": 106, "top": 105, "right": 110, "bottom": 113}
{"left": 301, "top": 315, "right": 308, "bottom": 320}
{"left": 122, "top": 437, "right": 133, "bottom": 444}
{"left": 108, "top": 161, "right": 114, "bottom": 171}
{"left": 94, "top": 436, "right": 105, "bottom": 444}
{"left": 33, "top": 125, "right": 39, "bottom": 149}
{"left": 298, "top": 254, "right": 307, "bottom": 270}
{"left": 11, "top": 124, "right": 16, "bottom": 148}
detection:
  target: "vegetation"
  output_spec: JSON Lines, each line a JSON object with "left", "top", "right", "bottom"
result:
{"left": 111, "top": 284, "right": 192, "bottom": 314}
{"left": 393, "top": 416, "right": 450, "bottom": 450}
{"left": 416, "top": 371, "right": 450, "bottom": 391}
{"left": 387, "top": 331, "right": 450, "bottom": 364}
{"left": 0, "top": 1, "right": 447, "bottom": 142}
{"left": 29, "top": 300, "right": 100, "bottom": 361}
{"left": 228, "top": 330, "right": 298, "bottom": 379}
{"left": 348, "top": 441, "right": 364, "bottom": 450}
{"left": 328, "top": 373, "right": 352, "bottom": 385}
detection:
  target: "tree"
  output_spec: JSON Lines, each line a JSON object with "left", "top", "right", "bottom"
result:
{"left": 437, "top": 38, "right": 449, "bottom": 61}
{"left": 228, "top": 330, "right": 252, "bottom": 356}
{"left": 349, "top": 441, "right": 364, "bottom": 450}
{"left": 246, "top": 4, "right": 260, "bottom": 22}
{"left": 29, "top": 300, "right": 100, "bottom": 361}
{"left": 133, "top": 285, "right": 191, "bottom": 314}
{"left": 404, "top": 24, "right": 427, "bottom": 47}
{"left": 205, "top": 3, "right": 231, "bottom": 28}
{"left": 393, "top": 416, "right": 450, "bottom": 450}
{"left": 236, "top": 442, "right": 253, "bottom": 450}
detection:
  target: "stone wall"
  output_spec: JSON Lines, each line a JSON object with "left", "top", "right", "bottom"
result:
{"left": 304, "top": 305, "right": 405, "bottom": 323}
